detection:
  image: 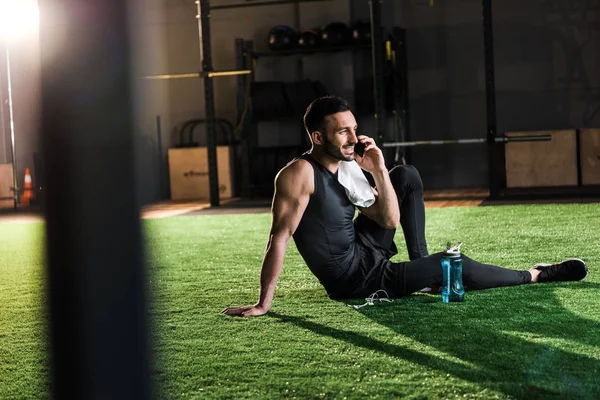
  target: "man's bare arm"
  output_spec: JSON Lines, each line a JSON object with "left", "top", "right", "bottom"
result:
{"left": 221, "top": 160, "right": 312, "bottom": 317}
{"left": 355, "top": 136, "right": 400, "bottom": 229}
{"left": 360, "top": 171, "right": 399, "bottom": 229}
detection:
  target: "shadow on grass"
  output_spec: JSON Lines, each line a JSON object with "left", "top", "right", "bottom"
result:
{"left": 270, "top": 281, "right": 600, "bottom": 399}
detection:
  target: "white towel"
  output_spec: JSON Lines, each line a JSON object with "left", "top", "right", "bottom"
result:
{"left": 338, "top": 161, "right": 376, "bottom": 208}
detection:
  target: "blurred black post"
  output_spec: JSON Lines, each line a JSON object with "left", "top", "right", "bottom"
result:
{"left": 39, "top": 1, "right": 150, "bottom": 399}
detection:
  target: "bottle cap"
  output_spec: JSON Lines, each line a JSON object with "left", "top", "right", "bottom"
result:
{"left": 444, "top": 241, "right": 462, "bottom": 257}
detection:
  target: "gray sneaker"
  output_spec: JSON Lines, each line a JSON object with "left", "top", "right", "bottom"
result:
{"left": 534, "top": 258, "right": 588, "bottom": 283}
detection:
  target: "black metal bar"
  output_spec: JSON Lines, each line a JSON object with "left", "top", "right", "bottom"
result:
{"left": 482, "top": 0, "right": 497, "bottom": 136}
{"left": 235, "top": 38, "right": 251, "bottom": 198}
{"left": 156, "top": 115, "right": 162, "bottom": 160}
{"left": 245, "top": 40, "right": 260, "bottom": 197}
{"left": 382, "top": 135, "right": 552, "bottom": 148}
{"left": 156, "top": 115, "right": 165, "bottom": 196}
{"left": 198, "top": 0, "right": 220, "bottom": 207}
{"left": 398, "top": 29, "right": 410, "bottom": 144}
{"left": 292, "top": 1, "right": 304, "bottom": 81}
{"left": 482, "top": 0, "right": 504, "bottom": 198}
{"left": 390, "top": 26, "right": 409, "bottom": 165}
{"left": 498, "top": 135, "right": 551, "bottom": 143}
{"left": 38, "top": 1, "right": 150, "bottom": 398}
{"left": 576, "top": 128, "right": 582, "bottom": 186}
{"left": 369, "top": 0, "right": 386, "bottom": 146}
{"left": 211, "top": 0, "right": 327, "bottom": 11}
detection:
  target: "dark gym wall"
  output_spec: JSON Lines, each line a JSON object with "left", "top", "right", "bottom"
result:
{"left": 386, "top": 0, "right": 600, "bottom": 189}
{"left": 393, "top": 0, "right": 489, "bottom": 189}
{"left": 493, "top": 0, "right": 600, "bottom": 132}
{"left": 95, "top": 0, "right": 600, "bottom": 199}
{"left": 5, "top": 0, "right": 599, "bottom": 204}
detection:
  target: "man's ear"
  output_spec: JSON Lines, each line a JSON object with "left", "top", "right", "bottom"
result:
{"left": 311, "top": 131, "right": 323, "bottom": 145}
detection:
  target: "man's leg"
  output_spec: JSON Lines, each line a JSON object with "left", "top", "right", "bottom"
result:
{"left": 397, "top": 252, "right": 532, "bottom": 296}
{"left": 389, "top": 165, "right": 429, "bottom": 260}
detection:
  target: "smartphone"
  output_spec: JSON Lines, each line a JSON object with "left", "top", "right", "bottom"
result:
{"left": 354, "top": 141, "right": 366, "bottom": 157}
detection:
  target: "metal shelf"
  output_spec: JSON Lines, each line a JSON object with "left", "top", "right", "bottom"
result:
{"left": 252, "top": 44, "right": 371, "bottom": 58}
{"left": 211, "top": 0, "right": 328, "bottom": 11}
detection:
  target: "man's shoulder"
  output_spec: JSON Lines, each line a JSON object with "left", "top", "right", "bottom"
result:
{"left": 274, "top": 157, "right": 315, "bottom": 194}
{"left": 278, "top": 156, "right": 313, "bottom": 179}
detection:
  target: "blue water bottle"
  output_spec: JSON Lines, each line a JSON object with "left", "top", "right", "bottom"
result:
{"left": 441, "top": 242, "right": 465, "bottom": 303}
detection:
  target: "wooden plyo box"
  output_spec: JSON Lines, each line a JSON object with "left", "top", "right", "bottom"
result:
{"left": 505, "top": 130, "right": 578, "bottom": 188}
{"left": 0, "top": 163, "right": 14, "bottom": 208}
{"left": 580, "top": 129, "right": 600, "bottom": 186}
{"left": 168, "top": 146, "right": 235, "bottom": 201}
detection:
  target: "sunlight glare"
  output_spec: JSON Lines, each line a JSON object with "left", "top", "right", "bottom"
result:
{"left": 0, "top": 0, "right": 40, "bottom": 39}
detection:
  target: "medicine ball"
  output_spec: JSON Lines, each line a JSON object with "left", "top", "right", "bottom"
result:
{"left": 352, "top": 20, "right": 371, "bottom": 45}
{"left": 321, "top": 22, "right": 351, "bottom": 47}
{"left": 268, "top": 25, "right": 298, "bottom": 51}
{"left": 298, "top": 29, "right": 321, "bottom": 49}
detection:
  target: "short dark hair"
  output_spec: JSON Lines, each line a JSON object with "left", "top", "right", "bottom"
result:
{"left": 303, "top": 96, "right": 351, "bottom": 135}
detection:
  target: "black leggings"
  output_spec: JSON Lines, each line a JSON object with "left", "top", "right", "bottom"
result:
{"left": 398, "top": 252, "right": 532, "bottom": 296}
{"left": 352, "top": 165, "right": 532, "bottom": 297}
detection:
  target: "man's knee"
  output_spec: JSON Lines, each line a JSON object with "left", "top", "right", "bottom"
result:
{"left": 389, "top": 164, "right": 423, "bottom": 192}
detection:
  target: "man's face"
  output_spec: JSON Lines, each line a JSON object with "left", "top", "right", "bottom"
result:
{"left": 320, "top": 111, "right": 359, "bottom": 162}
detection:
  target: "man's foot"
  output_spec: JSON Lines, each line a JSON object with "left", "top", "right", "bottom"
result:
{"left": 533, "top": 258, "right": 588, "bottom": 283}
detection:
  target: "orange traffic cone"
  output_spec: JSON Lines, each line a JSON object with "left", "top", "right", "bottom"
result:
{"left": 20, "top": 168, "right": 34, "bottom": 206}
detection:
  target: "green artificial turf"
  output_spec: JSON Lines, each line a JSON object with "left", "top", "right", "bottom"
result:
{"left": 1, "top": 203, "right": 599, "bottom": 399}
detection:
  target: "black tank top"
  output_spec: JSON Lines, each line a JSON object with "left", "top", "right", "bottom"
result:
{"left": 292, "top": 153, "right": 361, "bottom": 292}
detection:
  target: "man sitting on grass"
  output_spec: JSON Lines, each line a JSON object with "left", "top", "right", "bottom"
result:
{"left": 222, "top": 96, "right": 588, "bottom": 317}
